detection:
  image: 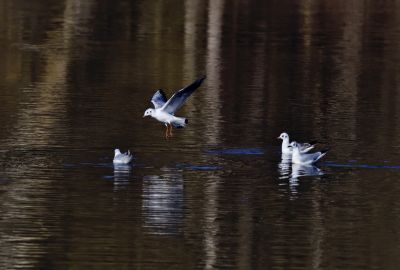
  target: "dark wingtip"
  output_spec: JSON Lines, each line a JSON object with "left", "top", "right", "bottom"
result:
{"left": 188, "top": 76, "right": 206, "bottom": 90}
{"left": 198, "top": 75, "right": 206, "bottom": 84}
{"left": 321, "top": 149, "right": 329, "bottom": 154}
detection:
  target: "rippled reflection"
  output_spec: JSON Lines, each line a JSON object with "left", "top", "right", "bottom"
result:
{"left": 278, "top": 154, "right": 324, "bottom": 180}
{"left": 1, "top": 0, "right": 400, "bottom": 269}
{"left": 204, "top": 0, "right": 224, "bottom": 146}
{"left": 278, "top": 155, "right": 325, "bottom": 198}
{"left": 291, "top": 163, "right": 324, "bottom": 180}
{"left": 113, "top": 164, "right": 132, "bottom": 190}
{"left": 203, "top": 174, "right": 220, "bottom": 270}
{"left": 0, "top": 153, "right": 61, "bottom": 269}
{"left": 278, "top": 153, "right": 292, "bottom": 179}
{"left": 142, "top": 167, "right": 183, "bottom": 235}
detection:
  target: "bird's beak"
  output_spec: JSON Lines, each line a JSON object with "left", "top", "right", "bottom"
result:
{"left": 143, "top": 114, "right": 146, "bottom": 118}
{"left": 277, "top": 137, "right": 281, "bottom": 139}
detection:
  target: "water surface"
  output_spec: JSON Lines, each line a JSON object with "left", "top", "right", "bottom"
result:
{"left": 1, "top": 1, "right": 400, "bottom": 269}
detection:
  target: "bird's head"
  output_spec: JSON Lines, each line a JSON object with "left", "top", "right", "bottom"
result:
{"left": 290, "top": 141, "right": 298, "bottom": 149}
{"left": 278, "top": 132, "right": 289, "bottom": 140}
{"left": 143, "top": 108, "right": 154, "bottom": 118}
{"left": 114, "top": 149, "right": 121, "bottom": 156}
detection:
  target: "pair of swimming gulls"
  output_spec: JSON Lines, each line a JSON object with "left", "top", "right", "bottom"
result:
{"left": 113, "top": 76, "right": 328, "bottom": 165}
{"left": 278, "top": 132, "right": 328, "bottom": 165}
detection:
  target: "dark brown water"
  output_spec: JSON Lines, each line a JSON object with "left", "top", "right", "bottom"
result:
{"left": 1, "top": 1, "right": 400, "bottom": 269}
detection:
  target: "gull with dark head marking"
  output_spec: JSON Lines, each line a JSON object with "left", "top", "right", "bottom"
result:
{"left": 290, "top": 141, "right": 328, "bottom": 165}
{"left": 113, "top": 149, "right": 133, "bottom": 164}
{"left": 278, "top": 132, "right": 317, "bottom": 155}
{"left": 143, "top": 76, "right": 206, "bottom": 138}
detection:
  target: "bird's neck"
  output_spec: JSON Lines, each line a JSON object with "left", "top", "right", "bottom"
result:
{"left": 282, "top": 138, "right": 290, "bottom": 148}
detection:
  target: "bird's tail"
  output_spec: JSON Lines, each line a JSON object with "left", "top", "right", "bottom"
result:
{"left": 172, "top": 117, "right": 188, "bottom": 128}
{"left": 315, "top": 149, "right": 329, "bottom": 162}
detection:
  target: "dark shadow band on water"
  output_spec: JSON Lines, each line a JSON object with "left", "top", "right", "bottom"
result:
{"left": 321, "top": 162, "right": 400, "bottom": 169}
{"left": 205, "top": 147, "right": 264, "bottom": 155}
{"left": 63, "top": 158, "right": 138, "bottom": 169}
{"left": 63, "top": 162, "right": 115, "bottom": 169}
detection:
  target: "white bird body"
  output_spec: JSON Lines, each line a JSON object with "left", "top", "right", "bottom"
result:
{"left": 144, "top": 76, "right": 206, "bottom": 138}
{"left": 151, "top": 109, "right": 187, "bottom": 128}
{"left": 290, "top": 142, "right": 327, "bottom": 165}
{"left": 113, "top": 149, "right": 133, "bottom": 164}
{"left": 278, "top": 132, "right": 316, "bottom": 155}
{"left": 280, "top": 137, "right": 293, "bottom": 155}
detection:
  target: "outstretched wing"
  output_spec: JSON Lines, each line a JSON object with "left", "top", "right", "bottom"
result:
{"left": 161, "top": 76, "right": 206, "bottom": 114}
{"left": 151, "top": 89, "right": 168, "bottom": 109}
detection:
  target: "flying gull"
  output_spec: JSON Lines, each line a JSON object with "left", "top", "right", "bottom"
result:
{"left": 143, "top": 76, "right": 206, "bottom": 138}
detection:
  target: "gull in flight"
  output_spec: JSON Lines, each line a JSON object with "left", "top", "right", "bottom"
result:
{"left": 278, "top": 132, "right": 317, "bottom": 155}
{"left": 290, "top": 141, "right": 328, "bottom": 165}
{"left": 113, "top": 149, "right": 133, "bottom": 164}
{"left": 143, "top": 76, "right": 206, "bottom": 138}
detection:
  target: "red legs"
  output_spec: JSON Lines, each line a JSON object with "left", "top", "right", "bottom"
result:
{"left": 168, "top": 124, "right": 173, "bottom": 137}
{"left": 165, "top": 124, "right": 169, "bottom": 139}
{"left": 165, "top": 124, "right": 173, "bottom": 139}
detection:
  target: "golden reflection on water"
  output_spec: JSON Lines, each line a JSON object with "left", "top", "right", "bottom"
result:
{"left": 142, "top": 168, "right": 183, "bottom": 236}
{"left": 0, "top": 0, "right": 95, "bottom": 268}
{"left": 203, "top": 1, "right": 224, "bottom": 269}
{"left": 205, "top": 0, "right": 223, "bottom": 146}
{"left": 1, "top": 0, "right": 400, "bottom": 269}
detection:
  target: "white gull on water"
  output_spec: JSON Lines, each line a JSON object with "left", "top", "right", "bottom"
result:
{"left": 143, "top": 76, "right": 206, "bottom": 138}
{"left": 113, "top": 149, "right": 133, "bottom": 164}
{"left": 278, "top": 132, "right": 317, "bottom": 155}
{"left": 290, "top": 141, "right": 328, "bottom": 165}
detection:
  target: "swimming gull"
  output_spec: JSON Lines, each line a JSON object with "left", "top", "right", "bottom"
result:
{"left": 290, "top": 141, "right": 328, "bottom": 165}
{"left": 278, "top": 132, "right": 317, "bottom": 155}
{"left": 143, "top": 76, "right": 206, "bottom": 138}
{"left": 113, "top": 149, "right": 133, "bottom": 164}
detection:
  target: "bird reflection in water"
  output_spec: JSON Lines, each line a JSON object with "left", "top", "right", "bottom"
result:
{"left": 113, "top": 164, "right": 132, "bottom": 191}
{"left": 291, "top": 163, "right": 324, "bottom": 180}
{"left": 278, "top": 153, "right": 292, "bottom": 179}
{"left": 142, "top": 167, "right": 183, "bottom": 235}
{"left": 278, "top": 156, "right": 324, "bottom": 196}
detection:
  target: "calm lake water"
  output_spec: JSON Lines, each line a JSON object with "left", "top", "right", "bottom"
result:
{"left": 1, "top": 1, "right": 400, "bottom": 269}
